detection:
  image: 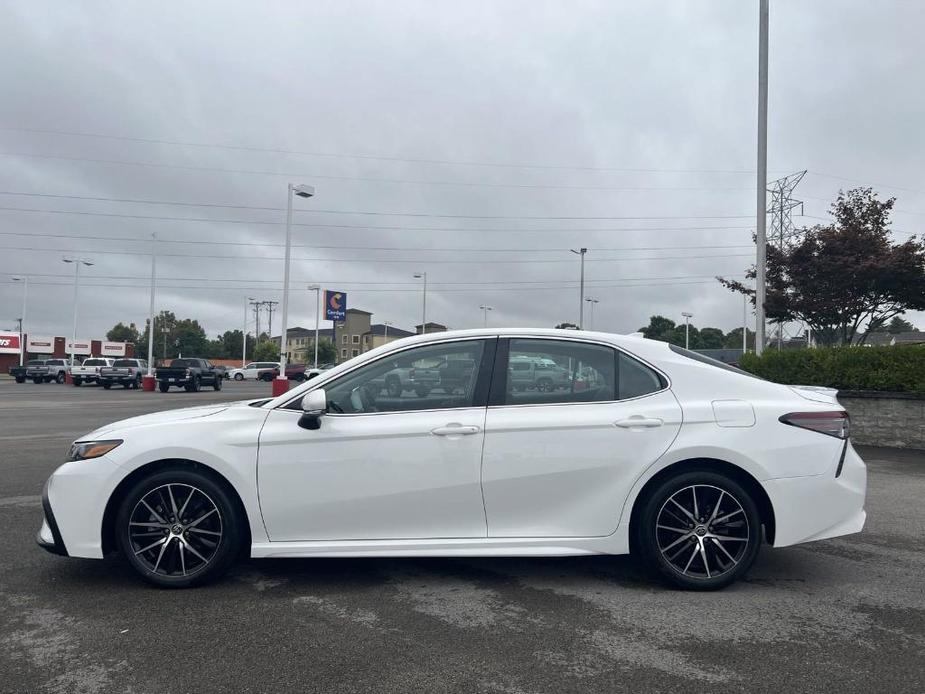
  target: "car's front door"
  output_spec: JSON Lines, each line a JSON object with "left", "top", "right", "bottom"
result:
{"left": 481, "top": 338, "right": 682, "bottom": 538}
{"left": 257, "top": 338, "right": 495, "bottom": 542}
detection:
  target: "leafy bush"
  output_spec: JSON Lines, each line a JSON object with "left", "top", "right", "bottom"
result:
{"left": 738, "top": 345, "right": 925, "bottom": 393}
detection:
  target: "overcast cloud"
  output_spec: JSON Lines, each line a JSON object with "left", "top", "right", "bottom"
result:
{"left": 1, "top": 0, "right": 923, "bottom": 344}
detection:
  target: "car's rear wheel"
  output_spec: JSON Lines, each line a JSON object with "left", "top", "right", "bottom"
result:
{"left": 114, "top": 469, "right": 243, "bottom": 588}
{"left": 158, "top": 382, "right": 170, "bottom": 393}
{"left": 213, "top": 376, "right": 222, "bottom": 391}
{"left": 102, "top": 382, "right": 111, "bottom": 389}
{"left": 133, "top": 375, "right": 142, "bottom": 389}
{"left": 73, "top": 377, "right": 82, "bottom": 387}
{"left": 55, "top": 373, "right": 66, "bottom": 384}
{"left": 15, "top": 376, "right": 25, "bottom": 383}
{"left": 234, "top": 373, "right": 244, "bottom": 381}
{"left": 635, "top": 471, "right": 761, "bottom": 590}
{"left": 33, "top": 377, "right": 43, "bottom": 384}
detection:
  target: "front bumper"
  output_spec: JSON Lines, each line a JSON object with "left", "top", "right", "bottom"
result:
{"left": 764, "top": 440, "right": 867, "bottom": 547}
{"left": 36, "top": 479, "right": 68, "bottom": 556}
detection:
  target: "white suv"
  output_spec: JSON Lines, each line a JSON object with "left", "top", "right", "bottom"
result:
{"left": 227, "top": 362, "right": 280, "bottom": 381}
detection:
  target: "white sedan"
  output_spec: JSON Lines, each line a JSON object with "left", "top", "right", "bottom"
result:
{"left": 37, "top": 329, "right": 866, "bottom": 590}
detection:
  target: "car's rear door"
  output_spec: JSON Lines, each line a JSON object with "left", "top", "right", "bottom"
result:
{"left": 257, "top": 338, "right": 496, "bottom": 541}
{"left": 480, "top": 337, "right": 682, "bottom": 538}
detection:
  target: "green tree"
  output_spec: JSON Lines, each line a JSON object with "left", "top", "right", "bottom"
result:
{"left": 253, "top": 340, "right": 280, "bottom": 362}
{"left": 637, "top": 315, "right": 677, "bottom": 343}
{"left": 884, "top": 316, "right": 917, "bottom": 334}
{"left": 723, "top": 327, "right": 755, "bottom": 350}
{"left": 106, "top": 322, "right": 140, "bottom": 346}
{"left": 698, "top": 327, "right": 725, "bottom": 349}
{"left": 138, "top": 310, "right": 178, "bottom": 360}
{"left": 173, "top": 319, "right": 209, "bottom": 357}
{"left": 719, "top": 188, "right": 925, "bottom": 346}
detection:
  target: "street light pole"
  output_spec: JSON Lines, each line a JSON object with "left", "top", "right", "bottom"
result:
{"left": 244, "top": 296, "right": 256, "bottom": 367}
{"left": 682, "top": 311, "right": 693, "bottom": 350}
{"left": 277, "top": 183, "right": 314, "bottom": 395}
{"left": 755, "top": 0, "right": 769, "bottom": 355}
{"left": 479, "top": 305, "right": 493, "bottom": 327}
{"left": 414, "top": 272, "right": 427, "bottom": 333}
{"left": 307, "top": 284, "right": 320, "bottom": 368}
{"left": 584, "top": 297, "right": 599, "bottom": 331}
{"left": 12, "top": 276, "right": 27, "bottom": 366}
{"left": 144, "top": 234, "right": 157, "bottom": 386}
{"left": 62, "top": 256, "right": 93, "bottom": 371}
{"left": 383, "top": 321, "right": 392, "bottom": 341}
{"left": 743, "top": 294, "right": 748, "bottom": 352}
{"left": 570, "top": 248, "right": 587, "bottom": 329}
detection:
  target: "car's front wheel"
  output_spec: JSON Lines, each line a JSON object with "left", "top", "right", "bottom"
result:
{"left": 635, "top": 471, "right": 761, "bottom": 590}
{"left": 234, "top": 373, "right": 244, "bottom": 381}
{"left": 213, "top": 376, "right": 222, "bottom": 391}
{"left": 114, "top": 469, "right": 243, "bottom": 588}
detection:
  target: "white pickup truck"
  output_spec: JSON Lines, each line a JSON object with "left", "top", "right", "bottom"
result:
{"left": 98, "top": 358, "right": 148, "bottom": 389}
{"left": 71, "top": 358, "right": 114, "bottom": 386}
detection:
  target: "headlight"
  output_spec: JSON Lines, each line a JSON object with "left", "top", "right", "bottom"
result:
{"left": 66, "top": 439, "right": 123, "bottom": 461}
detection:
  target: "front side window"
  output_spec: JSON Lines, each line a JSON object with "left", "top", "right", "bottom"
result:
{"left": 322, "top": 340, "right": 486, "bottom": 414}
{"left": 502, "top": 339, "right": 615, "bottom": 405}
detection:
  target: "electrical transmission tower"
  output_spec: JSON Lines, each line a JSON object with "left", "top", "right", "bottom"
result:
{"left": 765, "top": 170, "right": 806, "bottom": 349}
{"left": 767, "top": 170, "right": 806, "bottom": 250}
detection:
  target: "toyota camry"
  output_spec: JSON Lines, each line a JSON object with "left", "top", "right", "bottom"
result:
{"left": 37, "top": 328, "right": 866, "bottom": 590}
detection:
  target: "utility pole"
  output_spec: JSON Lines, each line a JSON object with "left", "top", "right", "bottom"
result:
{"left": 250, "top": 300, "right": 263, "bottom": 342}
{"left": 743, "top": 294, "right": 748, "bottom": 352}
{"left": 767, "top": 170, "right": 806, "bottom": 351}
{"left": 264, "top": 300, "right": 279, "bottom": 341}
{"left": 12, "top": 276, "right": 27, "bottom": 367}
{"left": 145, "top": 233, "right": 157, "bottom": 384}
{"left": 755, "top": 0, "right": 769, "bottom": 356}
{"left": 570, "top": 248, "right": 588, "bottom": 329}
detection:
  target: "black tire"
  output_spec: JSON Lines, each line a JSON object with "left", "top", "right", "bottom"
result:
{"left": 234, "top": 373, "right": 244, "bottom": 381}
{"left": 33, "top": 377, "right": 43, "bottom": 384}
{"left": 414, "top": 386, "right": 431, "bottom": 398}
{"left": 102, "top": 382, "right": 112, "bottom": 390}
{"left": 15, "top": 376, "right": 25, "bottom": 383}
{"left": 114, "top": 468, "right": 243, "bottom": 588}
{"left": 260, "top": 373, "right": 273, "bottom": 383}
{"left": 634, "top": 470, "right": 761, "bottom": 591}
{"left": 56, "top": 372, "right": 66, "bottom": 384}
{"left": 133, "top": 375, "right": 142, "bottom": 389}
{"left": 536, "top": 378, "right": 553, "bottom": 392}
{"left": 158, "top": 382, "right": 170, "bottom": 393}
{"left": 386, "top": 377, "right": 402, "bottom": 398}
{"left": 73, "top": 377, "right": 82, "bottom": 387}
{"left": 213, "top": 376, "right": 222, "bottom": 391}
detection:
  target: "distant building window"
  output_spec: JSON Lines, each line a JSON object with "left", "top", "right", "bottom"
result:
{"left": 351, "top": 349, "right": 359, "bottom": 357}
{"left": 342, "top": 335, "right": 348, "bottom": 345}
{"left": 352, "top": 335, "right": 360, "bottom": 344}
{"left": 341, "top": 349, "right": 347, "bottom": 358}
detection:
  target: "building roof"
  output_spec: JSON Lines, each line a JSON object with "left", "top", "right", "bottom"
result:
{"left": 345, "top": 308, "right": 373, "bottom": 315}
{"left": 273, "top": 326, "right": 335, "bottom": 342}
{"left": 415, "top": 322, "right": 448, "bottom": 332}
{"left": 365, "top": 323, "right": 414, "bottom": 338}
{"left": 865, "top": 331, "right": 925, "bottom": 346}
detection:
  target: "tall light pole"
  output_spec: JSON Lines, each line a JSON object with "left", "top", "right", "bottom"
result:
{"left": 743, "top": 294, "right": 748, "bottom": 352}
{"left": 570, "top": 248, "right": 587, "bottom": 329}
{"left": 383, "top": 321, "right": 392, "bottom": 341}
{"left": 62, "top": 256, "right": 93, "bottom": 371}
{"left": 479, "top": 305, "right": 493, "bottom": 327}
{"left": 584, "top": 297, "right": 599, "bottom": 331}
{"left": 755, "top": 0, "right": 769, "bottom": 355}
{"left": 414, "top": 272, "right": 427, "bottom": 333}
{"left": 307, "top": 284, "right": 321, "bottom": 368}
{"left": 12, "top": 276, "right": 27, "bottom": 367}
{"left": 143, "top": 233, "right": 157, "bottom": 388}
{"left": 682, "top": 311, "right": 693, "bottom": 350}
{"left": 276, "top": 183, "right": 314, "bottom": 395}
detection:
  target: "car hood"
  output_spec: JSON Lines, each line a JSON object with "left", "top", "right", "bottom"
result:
{"left": 77, "top": 399, "right": 263, "bottom": 440}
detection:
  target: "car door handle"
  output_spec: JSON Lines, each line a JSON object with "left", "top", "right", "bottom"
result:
{"left": 431, "top": 424, "right": 481, "bottom": 436}
{"left": 614, "top": 417, "right": 663, "bottom": 429}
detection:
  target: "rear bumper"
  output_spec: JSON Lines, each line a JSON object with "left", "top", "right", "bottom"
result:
{"left": 764, "top": 440, "right": 867, "bottom": 547}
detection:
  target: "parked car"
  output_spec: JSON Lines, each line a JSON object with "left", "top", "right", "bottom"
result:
{"left": 28, "top": 358, "right": 69, "bottom": 384}
{"left": 99, "top": 359, "right": 148, "bottom": 389}
{"left": 213, "top": 365, "right": 229, "bottom": 380}
{"left": 71, "top": 358, "right": 115, "bottom": 386}
{"left": 227, "top": 362, "right": 279, "bottom": 381}
{"left": 268, "top": 363, "right": 310, "bottom": 382}
{"left": 37, "top": 329, "right": 866, "bottom": 590}
{"left": 155, "top": 358, "right": 223, "bottom": 392}
{"left": 508, "top": 355, "right": 571, "bottom": 392}
{"left": 9, "top": 360, "right": 38, "bottom": 383}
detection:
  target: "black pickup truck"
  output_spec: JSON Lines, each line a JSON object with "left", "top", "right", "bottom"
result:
{"left": 154, "top": 358, "right": 223, "bottom": 393}
{"left": 9, "top": 360, "right": 42, "bottom": 383}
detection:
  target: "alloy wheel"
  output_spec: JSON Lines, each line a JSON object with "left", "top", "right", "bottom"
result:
{"left": 127, "top": 483, "right": 223, "bottom": 577}
{"left": 655, "top": 484, "right": 749, "bottom": 580}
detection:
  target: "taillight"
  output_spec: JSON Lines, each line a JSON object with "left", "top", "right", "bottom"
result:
{"left": 779, "top": 411, "right": 849, "bottom": 439}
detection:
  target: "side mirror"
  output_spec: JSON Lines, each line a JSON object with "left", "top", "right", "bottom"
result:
{"left": 298, "top": 389, "right": 327, "bottom": 430}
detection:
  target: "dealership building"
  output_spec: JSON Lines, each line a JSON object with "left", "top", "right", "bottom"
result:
{"left": 0, "top": 332, "right": 134, "bottom": 374}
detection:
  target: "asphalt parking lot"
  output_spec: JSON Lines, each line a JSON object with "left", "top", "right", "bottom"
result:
{"left": 1, "top": 380, "right": 923, "bottom": 693}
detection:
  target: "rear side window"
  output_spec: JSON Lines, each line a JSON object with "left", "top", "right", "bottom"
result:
{"left": 617, "top": 353, "right": 666, "bottom": 399}
{"left": 502, "top": 339, "right": 616, "bottom": 405}
{"left": 113, "top": 360, "right": 135, "bottom": 367}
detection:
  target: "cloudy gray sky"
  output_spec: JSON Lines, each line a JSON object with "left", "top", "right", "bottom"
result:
{"left": 1, "top": 0, "right": 923, "bottom": 344}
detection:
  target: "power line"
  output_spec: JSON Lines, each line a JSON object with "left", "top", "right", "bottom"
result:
{"left": 0, "top": 244, "right": 752, "bottom": 263}
{"left": 1, "top": 126, "right": 775, "bottom": 175}
{"left": 0, "top": 153, "right": 755, "bottom": 193}
{"left": 0, "top": 229, "right": 753, "bottom": 253}
{"left": 0, "top": 198, "right": 754, "bottom": 221}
